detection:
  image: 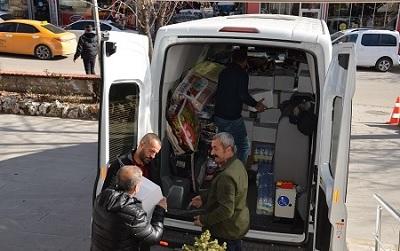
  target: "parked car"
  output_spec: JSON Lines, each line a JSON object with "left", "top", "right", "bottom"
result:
{"left": 0, "top": 10, "right": 13, "bottom": 22}
{"left": 332, "top": 28, "right": 400, "bottom": 72}
{"left": 0, "top": 19, "right": 77, "bottom": 59}
{"left": 172, "top": 9, "right": 204, "bottom": 23}
{"left": 64, "top": 19, "right": 137, "bottom": 38}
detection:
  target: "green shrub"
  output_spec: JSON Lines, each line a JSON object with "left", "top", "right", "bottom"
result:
{"left": 182, "top": 230, "right": 226, "bottom": 251}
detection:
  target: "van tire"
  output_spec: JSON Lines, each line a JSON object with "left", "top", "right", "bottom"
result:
{"left": 375, "top": 57, "right": 393, "bottom": 72}
{"left": 35, "top": 45, "right": 52, "bottom": 60}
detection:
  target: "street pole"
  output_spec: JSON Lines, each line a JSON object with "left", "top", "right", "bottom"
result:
{"left": 92, "top": 0, "right": 101, "bottom": 47}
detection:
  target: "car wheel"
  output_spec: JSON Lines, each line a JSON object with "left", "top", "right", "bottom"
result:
{"left": 375, "top": 57, "right": 393, "bottom": 72}
{"left": 35, "top": 45, "right": 52, "bottom": 60}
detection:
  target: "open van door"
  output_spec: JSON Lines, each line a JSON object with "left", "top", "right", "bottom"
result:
{"left": 315, "top": 43, "right": 356, "bottom": 250}
{"left": 93, "top": 32, "right": 153, "bottom": 199}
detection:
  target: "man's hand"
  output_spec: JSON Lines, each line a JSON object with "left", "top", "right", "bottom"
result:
{"left": 190, "top": 195, "right": 203, "bottom": 208}
{"left": 255, "top": 98, "right": 267, "bottom": 112}
{"left": 193, "top": 215, "right": 203, "bottom": 227}
{"left": 157, "top": 197, "right": 167, "bottom": 210}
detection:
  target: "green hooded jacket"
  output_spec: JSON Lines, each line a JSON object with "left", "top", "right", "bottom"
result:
{"left": 200, "top": 157, "right": 250, "bottom": 240}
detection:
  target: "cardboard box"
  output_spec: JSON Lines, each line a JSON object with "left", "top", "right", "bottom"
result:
{"left": 252, "top": 125, "right": 276, "bottom": 143}
{"left": 248, "top": 89, "right": 274, "bottom": 112}
{"left": 249, "top": 75, "right": 274, "bottom": 89}
{"left": 275, "top": 185, "right": 297, "bottom": 218}
{"left": 274, "top": 75, "right": 295, "bottom": 91}
{"left": 298, "top": 75, "right": 313, "bottom": 93}
{"left": 259, "top": 109, "right": 281, "bottom": 124}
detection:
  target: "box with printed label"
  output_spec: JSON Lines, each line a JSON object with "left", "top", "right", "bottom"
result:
{"left": 274, "top": 181, "right": 296, "bottom": 218}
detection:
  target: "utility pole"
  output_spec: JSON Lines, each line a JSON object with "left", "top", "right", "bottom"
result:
{"left": 92, "top": 0, "right": 101, "bottom": 47}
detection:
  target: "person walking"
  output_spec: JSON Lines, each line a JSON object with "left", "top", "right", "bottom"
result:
{"left": 91, "top": 165, "right": 167, "bottom": 251}
{"left": 214, "top": 48, "right": 266, "bottom": 164}
{"left": 191, "top": 132, "right": 250, "bottom": 251}
{"left": 73, "top": 25, "right": 98, "bottom": 75}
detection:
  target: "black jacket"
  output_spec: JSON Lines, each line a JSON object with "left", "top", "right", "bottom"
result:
{"left": 74, "top": 32, "right": 98, "bottom": 60}
{"left": 91, "top": 189, "right": 166, "bottom": 251}
{"left": 215, "top": 63, "right": 257, "bottom": 120}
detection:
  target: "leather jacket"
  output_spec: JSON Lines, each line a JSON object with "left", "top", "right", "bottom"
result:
{"left": 91, "top": 189, "right": 165, "bottom": 251}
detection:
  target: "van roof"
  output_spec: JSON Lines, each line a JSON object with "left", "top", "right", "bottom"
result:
{"left": 159, "top": 14, "right": 330, "bottom": 44}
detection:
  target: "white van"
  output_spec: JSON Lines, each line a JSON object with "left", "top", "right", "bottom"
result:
{"left": 332, "top": 28, "right": 400, "bottom": 72}
{"left": 94, "top": 14, "right": 355, "bottom": 251}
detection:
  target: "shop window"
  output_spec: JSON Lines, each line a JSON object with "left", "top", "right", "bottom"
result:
{"left": 0, "top": 22, "right": 16, "bottom": 32}
{"left": 260, "top": 3, "right": 299, "bottom": 15}
{"left": 17, "top": 24, "right": 39, "bottom": 33}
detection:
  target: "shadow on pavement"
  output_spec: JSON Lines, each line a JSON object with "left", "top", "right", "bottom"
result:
{"left": 0, "top": 143, "right": 97, "bottom": 251}
{"left": 0, "top": 52, "right": 68, "bottom": 61}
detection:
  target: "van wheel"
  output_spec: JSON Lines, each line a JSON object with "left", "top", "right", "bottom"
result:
{"left": 35, "top": 45, "right": 52, "bottom": 60}
{"left": 375, "top": 57, "right": 393, "bottom": 72}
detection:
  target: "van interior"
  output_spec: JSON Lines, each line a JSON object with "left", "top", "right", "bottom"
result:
{"left": 157, "top": 42, "right": 318, "bottom": 237}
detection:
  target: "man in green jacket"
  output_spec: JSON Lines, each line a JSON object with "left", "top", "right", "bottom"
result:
{"left": 191, "top": 132, "right": 250, "bottom": 251}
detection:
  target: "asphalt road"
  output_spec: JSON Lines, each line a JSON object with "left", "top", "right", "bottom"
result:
{"left": 0, "top": 68, "right": 399, "bottom": 250}
{"left": 0, "top": 52, "right": 100, "bottom": 75}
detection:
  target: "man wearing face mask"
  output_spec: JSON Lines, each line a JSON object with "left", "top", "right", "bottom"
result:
{"left": 102, "top": 133, "right": 162, "bottom": 191}
{"left": 190, "top": 132, "right": 250, "bottom": 251}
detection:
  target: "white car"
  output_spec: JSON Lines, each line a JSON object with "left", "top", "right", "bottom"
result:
{"left": 332, "top": 28, "right": 400, "bottom": 72}
{"left": 0, "top": 11, "right": 13, "bottom": 22}
{"left": 64, "top": 19, "right": 137, "bottom": 38}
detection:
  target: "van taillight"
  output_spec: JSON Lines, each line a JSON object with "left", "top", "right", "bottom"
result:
{"left": 219, "top": 27, "right": 259, "bottom": 33}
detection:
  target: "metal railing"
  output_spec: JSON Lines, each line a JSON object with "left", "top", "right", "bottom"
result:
{"left": 373, "top": 193, "right": 400, "bottom": 251}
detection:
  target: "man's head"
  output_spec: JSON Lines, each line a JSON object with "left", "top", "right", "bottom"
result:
{"left": 135, "top": 133, "right": 162, "bottom": 165}
{"left": 210, "top": 132, "right": 236, "bottom": 166}
{"left": 85, "top": 25, "right": 93, "bottom": 33}
{"left": 116, "top": 165, "right": 143, "bottom": 196}
{"left": 232, "top": 48, "right": 248, "bottom": 69}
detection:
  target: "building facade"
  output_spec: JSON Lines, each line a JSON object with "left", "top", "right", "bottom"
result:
{"left": 2, "top": 1, "right": 399, "bottom": 33}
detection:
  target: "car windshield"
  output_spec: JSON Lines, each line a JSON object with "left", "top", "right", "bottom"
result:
{"left": 43, "top": 23, "right": 66, "bottom": 34}
{"left": 331, "top": 31, "right": 345, "bottom": 41}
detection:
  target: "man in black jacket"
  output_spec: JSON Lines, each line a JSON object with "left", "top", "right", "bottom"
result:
{"left": 91, "top": 165, "right": 167, "bottom": 251}
{"left": 214, "top": 48, "right": 266, "bottom": 164}
{"left": 73, "top": 25, "right": 98, "bottom": 75}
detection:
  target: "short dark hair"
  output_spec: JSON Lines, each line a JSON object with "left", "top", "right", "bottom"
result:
{"left": 140, "top": 133, "right": 161, "bottom": 146}
{"left": 116, "top": 165, "right": 142, "bottom": 192}
{"left": 232, "top": 49, "right": 247, "bottom": 64}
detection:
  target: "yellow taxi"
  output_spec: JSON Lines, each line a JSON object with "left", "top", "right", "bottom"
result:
{"left": 0, "top": 19, "right": 77, "bottom": 59}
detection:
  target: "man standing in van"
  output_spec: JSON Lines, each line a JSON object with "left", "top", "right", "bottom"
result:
{"left": 102, "top": 133, "right": 162, "bottom": 190}
{"left": 191, "top": 132, "right": 250, "bottom": 251}
{"left": 214, "top": 48, "right": 266, "bottom": 164}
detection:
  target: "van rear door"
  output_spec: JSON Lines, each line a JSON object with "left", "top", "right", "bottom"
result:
{"left": 316, "top": 43, "right": 356, "bottom": 250}
{"left": 93, "top": 32, "right": 152, "bottom": 198}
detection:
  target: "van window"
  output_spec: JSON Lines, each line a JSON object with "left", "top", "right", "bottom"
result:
{"left": 361, "top": 34, "right": 379, "bottom": 46}
{"left": 380, "top": 34, "right": 397, "bottom": 46}
{"left": 334, "top": 34, "right": 358, "bottom": 44}
{"left": 108, "top": 83, "right": 139, "bottom": 163}
{"left": 17, "top": 24, "right": 39, "bottom": 33}
{"left": 330, "top": 97, "right": 343, "bottom": 177}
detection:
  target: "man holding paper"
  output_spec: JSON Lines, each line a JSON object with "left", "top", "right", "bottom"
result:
{"left": 91, "top": 165, "right": 167, "bottom": 251}
{"left": 214, "top": 48, "right": 267, "bottom": 164}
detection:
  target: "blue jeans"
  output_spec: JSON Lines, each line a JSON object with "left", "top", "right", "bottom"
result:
{"left": 214, "top": 116, "right": 250, "bottom": 164}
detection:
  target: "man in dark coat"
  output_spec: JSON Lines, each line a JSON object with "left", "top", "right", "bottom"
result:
{"left": 91, "top": 165, "right": 167, "bottom": 251}
{"left": 73, "top": 25, "right": 98, "bottom": 75}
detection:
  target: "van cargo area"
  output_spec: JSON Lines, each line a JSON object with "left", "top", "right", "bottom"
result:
{"left": 157, "top": 42, "right": 318, "bottom": 244}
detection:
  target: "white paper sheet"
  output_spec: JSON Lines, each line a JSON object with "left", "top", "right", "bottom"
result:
{"left": 135, "top": 177, "right": 163, "bottom": 220}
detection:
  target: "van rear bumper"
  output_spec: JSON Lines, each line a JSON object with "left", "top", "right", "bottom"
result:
{"left": 161, "top": 227, "right": 313, "bottom": 250}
